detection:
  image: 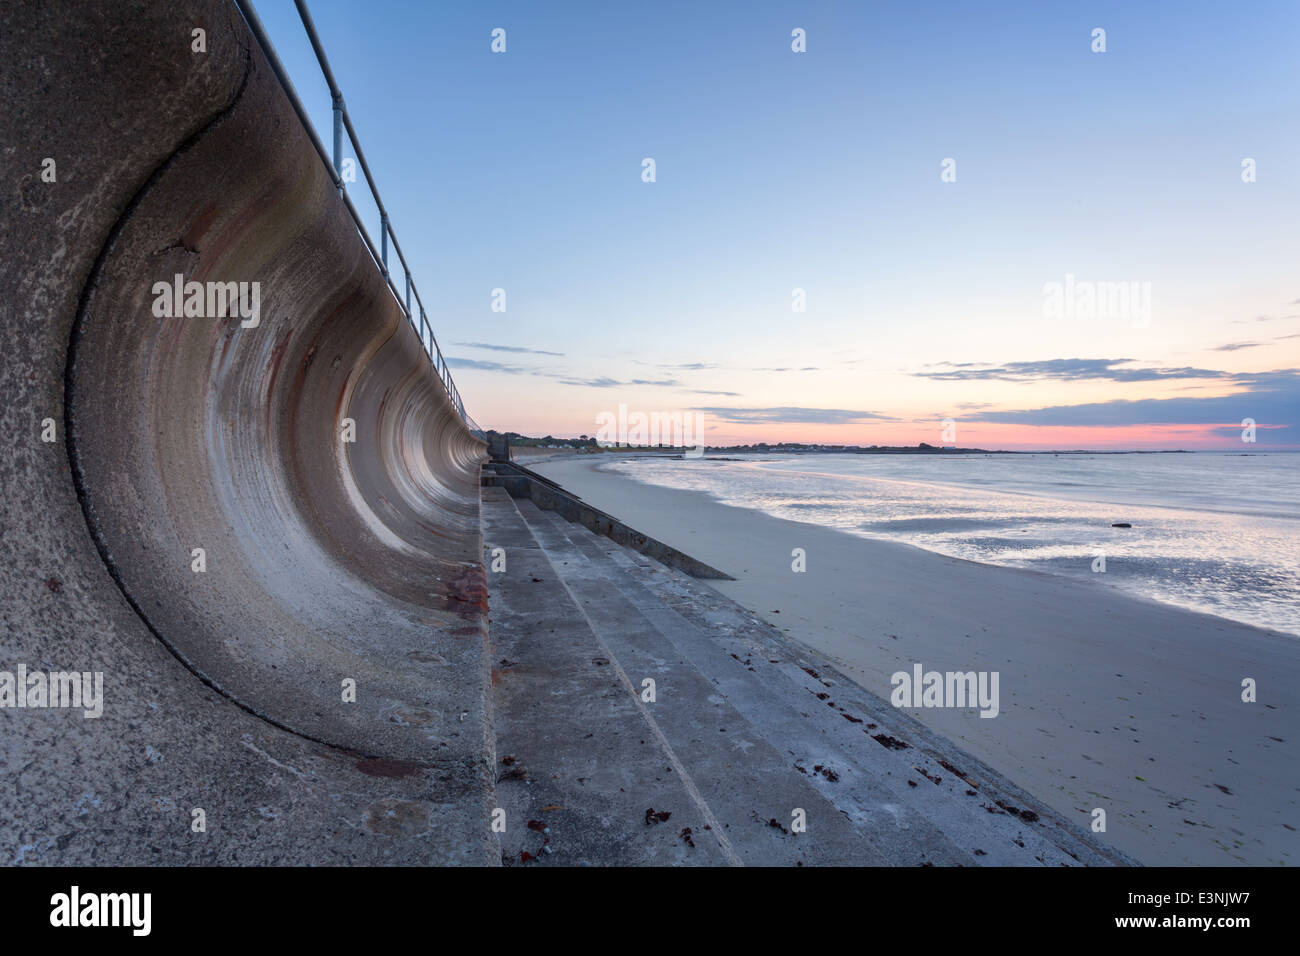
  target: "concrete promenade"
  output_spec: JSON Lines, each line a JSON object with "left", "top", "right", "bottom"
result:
{"left": 484, "top": 486, "right": 1131, "bottom": 865}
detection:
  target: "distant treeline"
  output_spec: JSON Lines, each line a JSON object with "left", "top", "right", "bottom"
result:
{"left": 496, "top": 431, "right": 599, "bottom": 449}
{"left": 496, "top": 433, "right": 997, "bottom": 453}
{"left": 494, "top": 432, "right": 1196, "bottom": 454}
{"left": 705, "top": 442, "right": 997, "bottom": 454}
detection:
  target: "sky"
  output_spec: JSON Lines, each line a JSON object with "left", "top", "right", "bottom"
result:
{"left": 254, "top": 0, "right": 1300, "bottom": 449}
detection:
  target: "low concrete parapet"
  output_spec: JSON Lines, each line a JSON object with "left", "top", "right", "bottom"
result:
{"left": 483, "top": 461, "right": 734, "bottom": 580}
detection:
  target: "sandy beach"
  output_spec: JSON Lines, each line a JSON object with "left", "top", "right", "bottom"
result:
{"left": 531, "top": 454, "right": 1300, "bottom": 866}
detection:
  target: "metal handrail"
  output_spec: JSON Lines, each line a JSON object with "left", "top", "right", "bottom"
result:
{"left": 231, "top": 0, "right": 482, "bottom": 440}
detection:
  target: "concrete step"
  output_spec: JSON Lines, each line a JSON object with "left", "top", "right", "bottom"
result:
{"left": 520, "top": 501, "right": 949, "bottom": 865}
{"left": 519, "top": 502, "right": 1124, "bottom": 867}
{"left": 481, "top": 487, "right": 733, "bottom": 865}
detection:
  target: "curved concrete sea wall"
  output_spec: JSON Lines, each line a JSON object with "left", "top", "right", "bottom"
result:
{"left": 1, "top": 1, "right": 491, "bottom": 863}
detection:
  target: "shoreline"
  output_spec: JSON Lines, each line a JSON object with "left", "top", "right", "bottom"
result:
{"left": 530, "top": 454, "right": 1300, "bottom": 866}
{"left": 586, "top": 453, "right": 1299, "bottom": 636}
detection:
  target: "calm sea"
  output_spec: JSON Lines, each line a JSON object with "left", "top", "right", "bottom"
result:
{"left": 604, "top": 452, "right": 1300, "bottom": 636}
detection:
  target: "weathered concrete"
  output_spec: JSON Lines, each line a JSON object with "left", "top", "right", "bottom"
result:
{"left": 484, "top": 492, "right": 1136, "bottom": 866}
{"left": 484, "top": 430, "right": 511, "bottom": 463}
{"left": 485, "top": 460, "right": 734, "bottom": 580}
{"left": 1, "top": 0, "right": 490, "bottom": 864}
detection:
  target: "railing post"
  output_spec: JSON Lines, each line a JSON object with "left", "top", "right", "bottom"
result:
{"left": 405, "top": 273, "right": 411, "bottom": 316}
{"left": 331, "top": 92, "right": 343, "bottom": 193}
{"left": 380, "top": 213, "right": 389, "bottom": 278}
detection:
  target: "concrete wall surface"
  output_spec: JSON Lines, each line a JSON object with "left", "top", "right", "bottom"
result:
{"left": 0, "top": 0, "right": 492, "bottom": 864}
